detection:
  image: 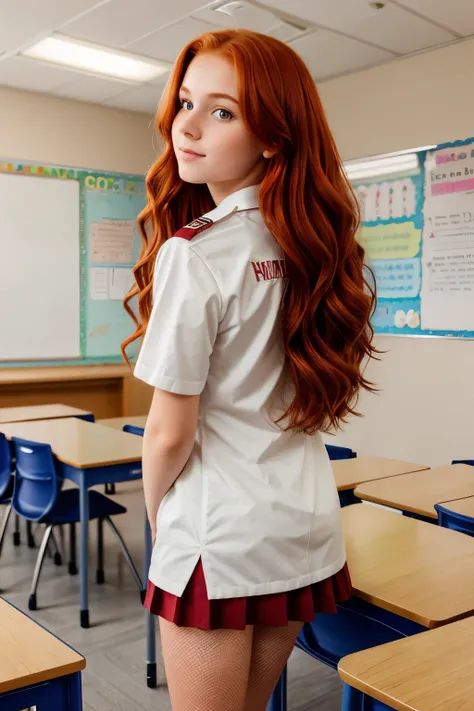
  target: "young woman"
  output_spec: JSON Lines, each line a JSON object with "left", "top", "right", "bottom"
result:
{"left": 123, "top": 28, "right": 375, "bottom": 711}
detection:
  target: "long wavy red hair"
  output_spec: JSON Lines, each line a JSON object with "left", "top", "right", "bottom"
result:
{"left": 123, "top": 29, "right": 376, "bottom": 434}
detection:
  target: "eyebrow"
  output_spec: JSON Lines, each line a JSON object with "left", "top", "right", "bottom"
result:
{"left": 180, "top": 86, "right": 239, "bottom": 105}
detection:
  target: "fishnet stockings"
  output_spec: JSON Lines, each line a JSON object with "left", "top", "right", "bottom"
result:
{"left": 159, "top": 618, "right": 252, "bottom": 711}
{"left": 245, "top": 622, "right": 303, "bottom": 711}
{"left": 159, "top": 617, "right": 303, "bottom": 711}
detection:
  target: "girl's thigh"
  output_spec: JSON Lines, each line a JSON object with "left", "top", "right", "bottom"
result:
{"left": 159, "top": 616, "right": 253, "bottom": 711}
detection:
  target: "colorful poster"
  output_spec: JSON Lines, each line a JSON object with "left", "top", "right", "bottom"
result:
{"left": 354, "top": 170, "right": 424, "bottom": 335}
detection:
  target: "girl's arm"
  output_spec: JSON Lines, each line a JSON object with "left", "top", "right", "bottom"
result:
{"left": 142, "top": 387, "right": 199, "bottom": 540}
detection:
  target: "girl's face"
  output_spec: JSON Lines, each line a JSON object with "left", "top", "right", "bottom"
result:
{"left": 172, "top": 53, "right": 269, "bottom": 205}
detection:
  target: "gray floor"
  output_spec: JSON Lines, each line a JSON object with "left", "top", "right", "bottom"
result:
{"left": 1, "top": 481, "right": 342, "bottom": 710}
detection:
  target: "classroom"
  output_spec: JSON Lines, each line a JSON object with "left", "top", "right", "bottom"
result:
{"left": 1, "top": 1, "right": 474, "bottom": 710}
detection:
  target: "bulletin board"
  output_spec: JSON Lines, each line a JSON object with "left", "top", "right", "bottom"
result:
{"left": 0, "top": 159, "right": 145, "bottom": 365}
{"left": 352, "top": 135, "right": 474, "bottom": 337}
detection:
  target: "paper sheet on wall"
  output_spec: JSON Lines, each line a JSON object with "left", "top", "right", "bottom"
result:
{"left": 421, "top": 191, "right": 474, "bottom": 330}
{"left": 109, "top": 267, "right": 134, "bottom": 300}
{"left": 89, "top": 219, "right": 135, "bottom": 264}
{"left": 425, "top": 146, "right": 474, "bottom": 197}
{"left": 89, "top": 267, "right": 109, "bottom": 300}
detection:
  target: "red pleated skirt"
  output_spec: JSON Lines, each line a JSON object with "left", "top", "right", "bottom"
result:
{"left": 144, "top": 559, "right": 352, "bottom": 630}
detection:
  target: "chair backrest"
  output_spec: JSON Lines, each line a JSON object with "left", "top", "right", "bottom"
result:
{"left": 435, "top": 503, "right": 474, "bottom": 536}
{"left": 11, "top": 437, "right": 60, "bottom": 521}
{"left": 0, "top": 433, "right": 13, "bottom": 500}
{"left": 326, "top": 444, "right": 357, "bottom": 461}
{"left": 452, "top": 459, "right": 474, "bottom": 466}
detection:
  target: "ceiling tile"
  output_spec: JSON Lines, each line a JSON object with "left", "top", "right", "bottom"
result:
{"left": 62, "top": 0, "right": 212, "bottom": 48}
{"left": 0, "top": 0, "right": 101, "bottom": 54}
{"left": 266, "top": 22, "right": 304, "bottom": 42}
{"left": 127, "top": 17, "right": 217, "bottom": 63}
{"left": 52, "top": 74, "right": 133, "bottom": 102}
{"left": 264, "top": 0, "right": 391, "bottom": 27}
{"left": 290, "top": 29, "right": 394, "bottom": 81}
{"left": 394, "top": 0, "right": 474, "bottom": 36}
{"left": 264, "top": 0, "right": 456, "bottom": 53}
{"left": 329, "top": 2, "right": 456, "bottom": 54}
{"left": 103, "top": 81, "right": 166, "bottom": 114}
{"left": 0, "top": 56, "right": 76, "bottom": 92}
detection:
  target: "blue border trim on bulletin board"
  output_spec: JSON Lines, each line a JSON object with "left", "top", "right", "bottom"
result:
{"left": 0, "top": 158, "right": 145, "bottom": 367}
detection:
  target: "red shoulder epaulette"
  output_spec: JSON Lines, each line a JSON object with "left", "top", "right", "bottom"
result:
{"left": 174, "top": 216, "right": 214, "bottom": 241}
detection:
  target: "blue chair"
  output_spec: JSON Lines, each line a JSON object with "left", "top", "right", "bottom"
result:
{"left": 326, "top": 444, "right": 357, "bottom": 461}
{"left": 435, "top": 503, "right": 474, "bottom": 535}
{"left": 0, "top": 433, "right": 14, "bottom": 556}
{"left": 452, "top": 459, "right": 474, "bottom": 466}
{"left": 12, "top": 436, "right": 142, "bottom": 614}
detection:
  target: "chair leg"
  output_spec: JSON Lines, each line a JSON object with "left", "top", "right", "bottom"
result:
{"left": 49, "top": 530, "right": 63, "bottom": 566}
{"left": 27, "top": 520, "right": 35, "bottom": 548}
{"left": 69, "top": 522, "right": 77, "bottom": 575}
{"left": 104, "top": 517, "right": 142, "bottom": 592}
{"left": 58, "top": 524, "right": 66, "bottom": 559}
{"left": 29, "top": 524, "right": 54, "bottom": 611}
{"left": 105, "top": 483, "right": 116, "bottom": 495}
{"left": 96, "top": 518, "right": 105, "bottom": 585}
{"left": 0, "top": 503, "right": 12, "bottom": 557}
{"left": 13, "top": 514, "right": 20, "bottom": 546}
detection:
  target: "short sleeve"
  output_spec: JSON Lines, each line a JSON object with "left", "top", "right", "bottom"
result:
{"left": 134, "top": 238, "right": 221, "bottom": 395}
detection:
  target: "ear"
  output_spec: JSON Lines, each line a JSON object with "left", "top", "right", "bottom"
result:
{"left": 262, "top": 149, "right": 276, "bottom": 159}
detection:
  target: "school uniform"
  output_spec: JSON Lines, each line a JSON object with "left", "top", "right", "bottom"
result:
{"left": 135, "top": 184, "right": 351, "bottom": 630}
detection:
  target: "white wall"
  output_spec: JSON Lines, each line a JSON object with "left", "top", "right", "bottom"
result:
{"left": 0, "top": 86, "right": 156, "bottom": 173}
{"left": 318, "top": 38, "right": 474, "bottom": 467}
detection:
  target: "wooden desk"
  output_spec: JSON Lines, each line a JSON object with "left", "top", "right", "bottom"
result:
{"left": 0, "top": 418, "right": 143, "bottom": 469}
{"left": 354, "top": 464, "right": 474, "bottom": 519}
{"left": 0, "top": 597, "right": 84, "bottom": 695}
{"left": 0, "top": 363, "right": 130, "bottom": 419}
{"left": 0, "top": 403, "right": 92, "bottom": 424}
{"left": 436, "top": 496, "right": 474, "bottom": 517}
{"left": 0, "top": 419, "right": 143, "bottom": 628}
{"left": 333, "top": 456, "right": 429, "bottom": 492}
{"left": 338, "top": 616, "right": 474, "bottom": 711}
{"left": 99, "top": 415, "right": 147, "bottom": 431}
{"left": 343, "top": 503, "right": 474, "bottom": 628}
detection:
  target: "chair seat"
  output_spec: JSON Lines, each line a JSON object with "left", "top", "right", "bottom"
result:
{"left": 40, "top": 489, "right": 127, "bottom": 525}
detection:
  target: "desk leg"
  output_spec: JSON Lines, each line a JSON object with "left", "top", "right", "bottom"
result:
{"left": 79, "top": 478, "right": 90, "bottom": 629}
{"left": 144, "top": 515, "right": 157, "bottom": 688}
{"left": 267, "top": 665, "right": 287, "bottom": 711}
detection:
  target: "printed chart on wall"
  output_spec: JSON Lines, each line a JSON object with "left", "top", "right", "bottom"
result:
{"left": 353, "top": 165, "right": 424, "bottom": 335}
{"left": 421, "top": 139, "right": 474, "bottom": 334}
{"left": 82, "top": 173, "right": 146, "bottom": 358}
{"left": 352, "top": 136, "right": 474, "bottom": 338}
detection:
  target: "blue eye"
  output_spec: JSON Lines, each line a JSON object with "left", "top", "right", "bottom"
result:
{"left": 213, "top": 108, "right": 234, "bottom": 121}
{"left": 180, "top": 99, "right": 193, "bottom": 110}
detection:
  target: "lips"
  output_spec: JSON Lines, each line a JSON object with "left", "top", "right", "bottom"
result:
{"left": 179, "top": 148, "right": 205, "bottom": 157}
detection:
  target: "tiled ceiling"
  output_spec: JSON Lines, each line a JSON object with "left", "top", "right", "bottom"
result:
{"left": 0, "top": 0, "right": 471, "bottom": 115}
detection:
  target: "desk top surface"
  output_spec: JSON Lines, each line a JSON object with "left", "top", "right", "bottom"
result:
{"left": 333, "top": 456, "right": 429, "bottom": 491}
{"left": 0, "top": 598, "right": 85, "bottom": 694}
{"left": 338, "top": 615, "right": 474, "bottom": 711}
{"left": 0, "top": 403, "right": 91, "bottom": 424}
{"left": 98, "top": 415, "right": 147, "bottom": 431}
{"left": 343, "top": 503, "right": 474, "bottom": 628}
{"left": 354, "top": 464, "right": 474, "bottom": 518}
{"left": 0, "top": 419, "right": 143, "bottom": 469}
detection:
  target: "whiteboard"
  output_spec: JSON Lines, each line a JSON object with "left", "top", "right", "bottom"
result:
{"left": 0, "top": 173, "right": 80, "bottom": 360}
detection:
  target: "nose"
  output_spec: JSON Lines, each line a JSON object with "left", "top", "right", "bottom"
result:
{"left": 179, "top": 109, "right": 202, "bottom": 141}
